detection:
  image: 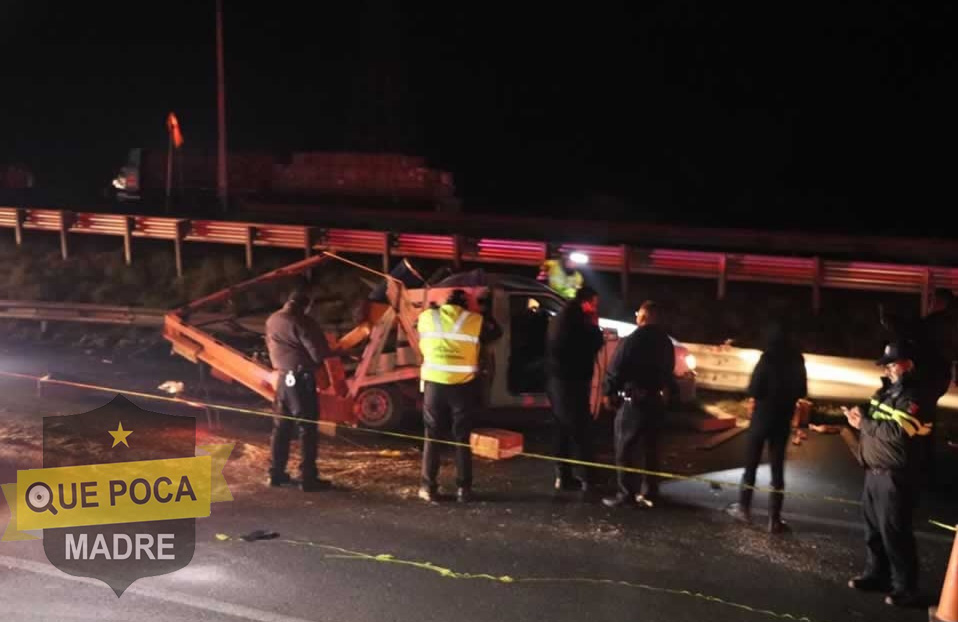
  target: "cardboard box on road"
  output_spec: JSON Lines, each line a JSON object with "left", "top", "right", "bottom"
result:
{"left": 470, "top": 428, "right": 523, "bottom": 460}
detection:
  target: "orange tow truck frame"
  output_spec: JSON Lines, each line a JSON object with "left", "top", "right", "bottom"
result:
{"left": 163, "top": 253, "right": 697, "bottom": 431}
{"left": 163, "top": 253, "right": 382, "bottom": 428}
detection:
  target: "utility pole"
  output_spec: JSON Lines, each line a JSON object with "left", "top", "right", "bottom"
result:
{"left": 216, "top": 0, "right": 228, "bottom": 213}
{"left": 165, "top": 124, "right": 174, "bottom": 213}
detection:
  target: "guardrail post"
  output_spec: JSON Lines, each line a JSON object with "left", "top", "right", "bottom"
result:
{"left": 59, "top": 211, "right": 75, "bottom": 260}
{"left": 452, "top": 234, "right": 462, "bottom": 270}
{"left": 123, "top": 216, "right": 134, "bottom": 266}
{"left": 13, "top": 208, "right": 25, "bottom": 246}
{"left": 383, "top": 232, "right": 392, "bottom": 273}
{"left": 303, "top": 227, "right": 316, "bottom": 260}
{"left": 620, "top": 244, "right": 631, "bottom": 304}
{"left": 717, "top": 253, "right": 728, "bottom": 300}
{"left": 812, "top": 256, "right": 822, "bottom": 315}
{"left": 245, "top": 226, "right": 255, "bottom": 270}
{"left": 921, "top": 268, "right": 932, "bottom": 317}
{"left": 304, "top": 227, "right": 317, "bottom": 283}
{"left": 174, "top": 220, "right": 189, "bottom": 279}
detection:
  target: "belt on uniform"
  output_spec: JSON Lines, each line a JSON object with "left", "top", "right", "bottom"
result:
{"left": 618, "top": 388, "right": 665, "bottom": 402}
{"left": 278, "top": 366, "right": 314, "bottom": 374}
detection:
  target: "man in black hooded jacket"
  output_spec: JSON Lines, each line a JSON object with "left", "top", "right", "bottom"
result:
{"left": 727, "top": 320, "right": 807, "bottom": 533}
{"left": 545, "top": 286, "right": 604, "bottom": 492}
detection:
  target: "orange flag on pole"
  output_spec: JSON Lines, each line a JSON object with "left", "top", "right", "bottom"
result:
{"left": 167, "top": 112, "right": 184, "bottom": 148}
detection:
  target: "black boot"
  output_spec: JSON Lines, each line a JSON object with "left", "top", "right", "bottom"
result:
{"left": 768, "top": 490, "right": 789, "bottom": 534}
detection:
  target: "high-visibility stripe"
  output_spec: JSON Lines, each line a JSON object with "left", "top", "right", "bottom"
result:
{"left": 877, "top": 402, "right": 921, "bottom": 427}
{"left": 418, "top": 332, "right": 479, "bottom": 343}
{"left": 452, "top": 310, "right": 471, "bottom": 333}
{"left": 869, "top": 401, "right": 921, "bottom": 437}
{"left": 422, "top": 363, "right": 479, "bottom": 373}
{"left": 898, "top": 418, "right": 918, "bottom": 437}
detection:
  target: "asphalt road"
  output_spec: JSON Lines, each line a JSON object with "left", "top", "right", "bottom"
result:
{"left": 0, "top": 342, "right": 956, "bottom": 622}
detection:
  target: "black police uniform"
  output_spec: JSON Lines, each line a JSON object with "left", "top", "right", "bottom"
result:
{"left": 264, "top": 294, "right": 332, "bottom": 490}
{"left": 601, "top": 322, "right": 675, "bottom": 505}
{"left": 545, "top": 298, "right": 605, "bottom": 490}
{"left": 851, "top": 346, "right": 927, "bottom": 602}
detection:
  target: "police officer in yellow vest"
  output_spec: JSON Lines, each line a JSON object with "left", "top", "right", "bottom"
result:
{"left": 417, "top": 289, "right": 502, "bottom": 502}
{"left": 538, "top": 251, "right": 584, "bottom": 300}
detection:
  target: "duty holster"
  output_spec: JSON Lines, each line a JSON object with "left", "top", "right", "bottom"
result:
{"left": 618, "top": 384, "right": 665, "bottom": 404}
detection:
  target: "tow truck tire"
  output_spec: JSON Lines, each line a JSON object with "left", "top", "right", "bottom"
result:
{"left": 355, "top": 386, "right": 403, "bottom": 430}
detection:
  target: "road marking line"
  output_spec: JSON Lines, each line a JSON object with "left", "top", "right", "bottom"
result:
{"left": 0, "top": 554, "right": 317, "bottom": 622}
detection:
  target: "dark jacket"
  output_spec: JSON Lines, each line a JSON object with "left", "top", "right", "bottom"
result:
{"left": 545, "top": 302, "right": 604, "bottom": 383}
{"left": 265, "top": 303, "right": 332, "bottom": 372}
{"left": 602, "top": 323, "right": 675, "bottom": 397}
{"left": 747, "top": 336, "right": 807, "bottom": 431}
{"left": 479, "top": 313, "right": 504, "bottom": 344}
{"left": 857, "top": 374, "right": 925, "bottom": 472}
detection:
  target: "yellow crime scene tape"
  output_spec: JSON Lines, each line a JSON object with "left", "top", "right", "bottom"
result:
{"left": 930, "top": 520, "right": 958, "bottom": 533}
{"left": 5, "top": 369, "right": 954, "bottom": 622}
{"left": 0, "top": 369, "right": 861, "bottom": 506}
{"left": 0, "top": 369, "right": 862, "bottom": 505}
{"left": 212, "top": 533, "right": 820, "bottom": 622}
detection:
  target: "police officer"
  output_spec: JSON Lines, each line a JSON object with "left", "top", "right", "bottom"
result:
{"left": 545, "top": 285, "right": 605, "bottom": 493}
{"left": 264, "top": 288, "right": 333, "bottom": 492}
{"left": 417, "top": 289, "right": 502, "bottom": 502}
{"left": 601, "top": 300, "right": 675, "bottom": 508}
{"left": 843, "top": 341, "right": 931, "bottom": 607}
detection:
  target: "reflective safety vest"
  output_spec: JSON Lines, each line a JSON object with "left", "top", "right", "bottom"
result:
{"left": 540, "top": 260, "right": 583, "bottom": 300}
{"left": 867, "top": 398, "right": 932, "bottom": 438}
{"left": 418, "top": 304, "right": 483, "bottom": 384}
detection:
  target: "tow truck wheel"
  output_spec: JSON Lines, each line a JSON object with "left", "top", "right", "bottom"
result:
{"left": 355, "top": 386, "right": 402, "bottom": 430}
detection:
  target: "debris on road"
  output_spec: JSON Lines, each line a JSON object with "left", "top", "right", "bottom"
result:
{"left": 158, "top": 380, "right": 186, "bottom": 395}
{"left": 240, "top": 530, "right": 280, "bottom": 542}
{"left": 809, "top": 424, "right": 841, "bottom": 434}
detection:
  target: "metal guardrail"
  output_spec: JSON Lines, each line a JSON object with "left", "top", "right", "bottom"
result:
{"left": 687, "top": 342, "right": 958, "bottom": 410}
{"left": 2, "top": 206, "right": 958, "bottom": 314}
{"left": 0, "top": 300, "right": 165, "bottom": 326}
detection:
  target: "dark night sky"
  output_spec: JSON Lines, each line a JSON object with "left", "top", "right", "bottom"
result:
{"left": 0, "top": 1, "right": 954, "bottom": 234}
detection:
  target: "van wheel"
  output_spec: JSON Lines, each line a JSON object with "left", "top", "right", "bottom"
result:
{"left": 355, "top": 386, "right": 402, "bottom": 430}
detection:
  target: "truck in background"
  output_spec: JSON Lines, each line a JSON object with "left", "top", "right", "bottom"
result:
{"left": 109, "top": 148, "right": 459, "bottom": 213}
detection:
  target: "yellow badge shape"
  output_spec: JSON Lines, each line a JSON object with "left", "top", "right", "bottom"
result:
{"left": 1, "top": 483, "right": 41, "bottom": 542}
{"left": 15, "top": 456, "right": 211, "bottom": 532}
